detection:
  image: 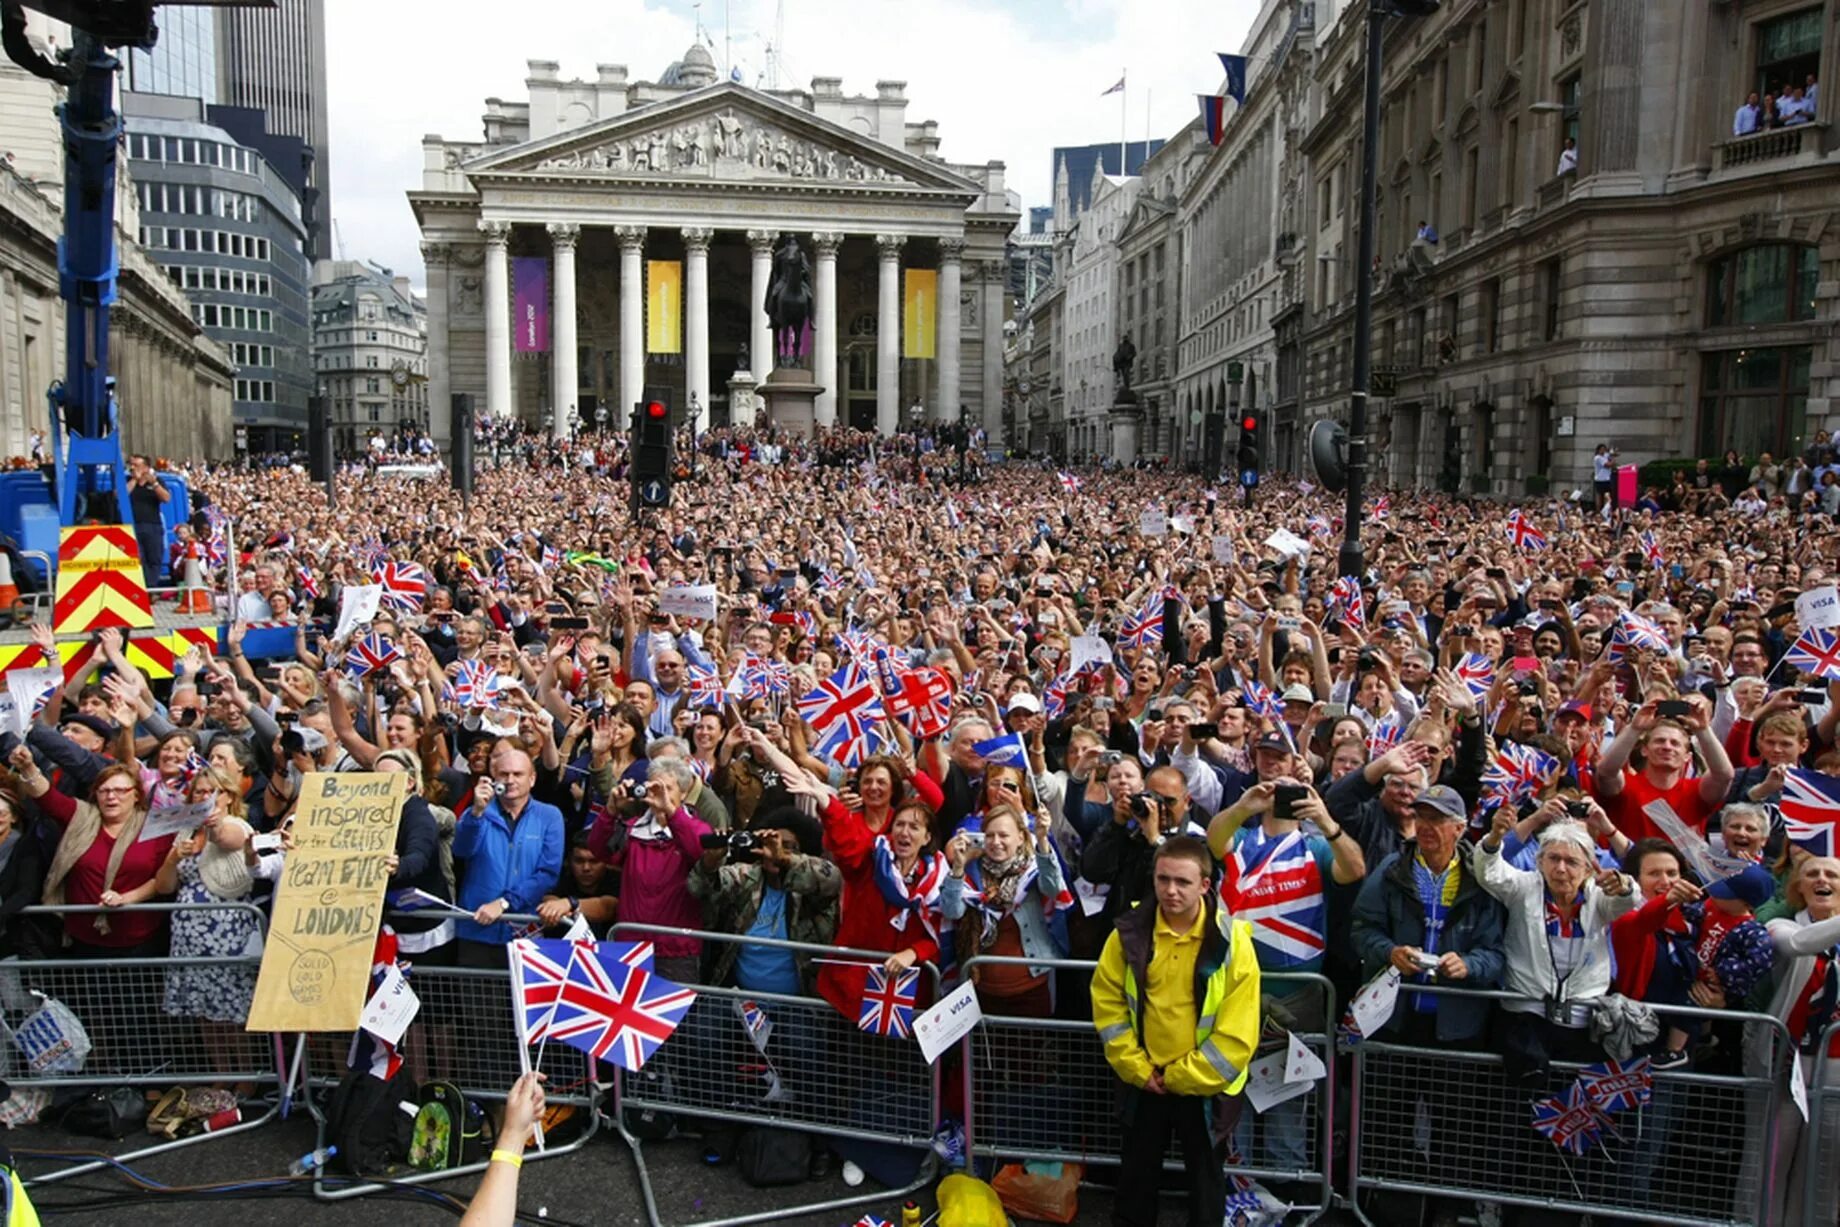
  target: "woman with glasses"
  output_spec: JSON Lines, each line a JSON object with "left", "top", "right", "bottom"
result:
{"left": 943, "top": 804, "right": 1070, "bottom": 1019}
{"left": 32, "top": 763, "right": 174, "bottom": 957}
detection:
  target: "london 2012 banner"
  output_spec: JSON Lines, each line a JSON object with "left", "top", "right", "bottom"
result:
{"left": 903, "top": 268, "right": 937, "bottom": 359}
{"left": 513, "top": 257, "right": 550, "bottom": 354}
{"left": 647, "top": 260, "right": 683, "bottom": 354}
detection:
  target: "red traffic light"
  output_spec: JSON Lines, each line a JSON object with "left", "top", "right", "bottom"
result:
{"left": 1242, "top": 415, "right": 1259, "bottom": 431}
{"left": 646, "top": 402, "right": 668, "bottom": 419}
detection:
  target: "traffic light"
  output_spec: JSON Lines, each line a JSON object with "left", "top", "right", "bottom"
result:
{"left": 631, "top": 390, "right": 673, "bottom": 509}
{"left": 1237, "top": 411, "right": 1263, "bottom": 484}
{"left": 1386, "top": 0, "right": 1441, "bottom": 14}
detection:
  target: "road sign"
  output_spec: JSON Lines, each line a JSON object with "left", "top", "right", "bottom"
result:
{"left": 1227, "top": 361, "right": 1245, "bottom": 384}
{"left": 639, "top": 478, "right": 669, "bottom": 507}
{"left": 1372, "top": 371, "right": 1398, "bottom": 398}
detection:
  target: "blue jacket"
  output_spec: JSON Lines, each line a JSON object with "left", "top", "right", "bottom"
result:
{"left": 452, "top": 795, "right": 565, "bottom": 944}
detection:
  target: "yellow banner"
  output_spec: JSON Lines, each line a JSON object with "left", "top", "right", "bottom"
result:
{"left": 904, "top": 268, "right": 937, "bottom": 360}
{"left": 647, "top": 260, "right": 682, "bottom": 354}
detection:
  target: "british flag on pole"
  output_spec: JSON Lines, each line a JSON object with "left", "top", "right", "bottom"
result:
{"left": 1454, "top": 652, "right": 1496, "bottom": 700}
{"left": 1785, "top": 626, "right": 1840, "bottom": 682}
{"left": 509, "top": 938, "right": 695, "bottom": 1069}
{"left": 858, "top": 966, "right": 919, "bottom": 1038}
{"left": 1505, "top": 509, "right": 1548, "bottom": 553}
{"left": 344, "top": 632, "right": 401, "bottom": 679}
{"left": 797, "top": 663, "right": 886, "bottom": 767}
{"left": 371, "top": 560, "right": 429, "bottom": 612}
{"left": 1781, "top": 769, "right": 1840, "bottom": 857}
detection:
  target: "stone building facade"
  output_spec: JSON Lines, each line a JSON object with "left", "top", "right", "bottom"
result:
{"left": 311, "top": 259, "right": 429, "bottom": 453}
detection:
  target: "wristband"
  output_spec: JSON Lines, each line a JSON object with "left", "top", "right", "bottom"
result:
{"left": 490, "top": 1148, "right": 523, "bottom": 1169}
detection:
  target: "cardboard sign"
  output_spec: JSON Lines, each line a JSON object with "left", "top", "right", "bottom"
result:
{"left": 1797, "top": 585, "right": 1840, "bottom": 631}
{"left": 358, "top": 964, "right": 420, "bottom": 1046}
{"left": 1265, "top": 528, "right": 1312, "bottom": 560}
{"left": 1139, "top": 509, "right": 1168, "bottom": 537}
{"left": 334, "top": 584, "right": 382, "bottom": 642}
{"left": 1245, "top": 1047, "right": 1315, "bottom": 1113}
{"left": 1211, "top": 535, "right": 1237, "bottom": 566}
{"left": 912, "top": 978, "right": 982, "bottom": 1065}
{"left": 139, "top": 798, "right": 216, "bottom": 844}
{"left": 658, "top": 584, "right": 718, "bottom": 623}
{"left": 246, "top": 772, "right": 409, "bottom": 1033}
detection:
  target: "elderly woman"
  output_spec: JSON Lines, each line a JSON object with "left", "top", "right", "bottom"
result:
{"left": 942, "top": 805, "right": 1069, "bottom": 1018}
{"left": 1477, "top": 809, "right": 1637, "bottom": 1079}
{"left": 31, "top": 762, "right": 175, "bottom": 956}
{"left": 586, "top": 752, "right": 711, "bottom": 984}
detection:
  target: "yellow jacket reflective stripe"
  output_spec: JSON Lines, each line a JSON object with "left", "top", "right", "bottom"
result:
{"left": 5, "top": 1169, "right": 38, "bottom": 1227}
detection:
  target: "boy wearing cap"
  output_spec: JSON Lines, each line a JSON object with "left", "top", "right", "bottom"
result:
{"left": 1610, "top": 861, "right": 1774, "bottom": 1069}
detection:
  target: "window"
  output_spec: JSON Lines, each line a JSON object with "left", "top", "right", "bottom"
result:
{"left": 1541, "top": 258, "right": 1563, "bottom": 341}
{"left": 1559, "top": 75, "right": 1582, "bottom": 151}
{"left": 1700, "top": 346, "right": 1811, "bottom": 457}
{"left": 1755, "top": 7, "right": 1822, "bottom": 100}
{"left": 1708, "top": 244, "right": 1819, "bottom": 326}
{"left": 1471, "top": 18, "right": 1488, "bottom": 94}
{"left": 1462, "top": 146, "right": 1480, "bottom": 226}
{"left": 1481, "top": 278, "right": 1503, "bottom": 352}
{"left": 1504, "top": 119, "right": 1521, "bottom": 203}
{"left": 367, "top": 377, "right": 382, "bottom": 395}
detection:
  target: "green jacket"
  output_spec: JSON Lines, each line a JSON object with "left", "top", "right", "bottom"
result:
{"left": 687, "top": 853, "right": 841, "bottom": 987}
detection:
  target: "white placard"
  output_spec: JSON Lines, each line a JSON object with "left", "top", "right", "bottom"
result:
{"left": 5, "top": 666, "right": 61, "bottom": 738}
{"left": 1073, "top": 876, "right": 1110, "bottom": 917}
{"left": 1068, "top": 634, "right": 1112, "bottom": 677}
{"left": 912, "top": 978, "right": 982, "bottom": 1065}
{"left": 658, "top": 584, "right": 719, "bottom": 623}
{"left": 358, "top": 964, "right": 421, "bottom": 1046}
{"left": 1265, "top": 528, "right": 1312, "bottom": 560}
{"left": 1283, "top": 1030, "right": 1326, "bottom": 1085}
{"left": 1797, "top": 585, "right": 1840, "bottom": 631}
{"left": 1245, "top": 1047, "right": 1315, "bottom": 1113}
{"left": 1348, "top": 967, "right": 1401, "bottom": 1038}
{"left": 1170, "top": 515, "right": 1196, "bottom": 536}
{"left": 1211, "top": 535, "right": 1238, "bottom": 566}
{"left": 1139, "top": 509, "right": 1168, "bottom": 538}
{"left": 1792, "top": 1051, "right": 1810, "bottom": 1121}
{"left": 138, "top": 797, "right": 217, "bottom": 843}
{"left": 335, "top": 584, "right": 382, "bottom": 641}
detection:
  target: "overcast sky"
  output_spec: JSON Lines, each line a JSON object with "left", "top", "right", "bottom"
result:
{"left": 323, "top": 0, "right": 1259, "bottom": 290}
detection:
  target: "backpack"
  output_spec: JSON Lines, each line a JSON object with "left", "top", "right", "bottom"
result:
{"left": 407, "top": 1080, "right": 492, "bottom": 1171}
{"left": 735, "top": 1126, "right": 811, "bottom": 1187}
{"left": 325, "top": 1068, "right": 416, "bottom": 1177}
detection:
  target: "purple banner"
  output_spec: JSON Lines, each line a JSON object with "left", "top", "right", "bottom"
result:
{"left": 513, "top": 257, "right": 549, "bottom": 354}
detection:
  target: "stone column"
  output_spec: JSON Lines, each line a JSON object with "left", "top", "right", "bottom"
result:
{"left": 682, "top": 227, "right": 713, "bottom": 432}
{"left": 615, "top": 225, "right": 645, "bottom": 433}
{"left": 935, "top": 238, "right": 963, "bottom": 425}
{"left": 980, "top": 259, "right": 1004, "bottom": 445}
{"left": 747, "top": 229, "right": 777, "bottom": 383}
{"left": 875, "top": 234, "right": 904, "bottom": 437}
{"left": 479, "top": 220, "right": 512, "bottom": 419}
{"left": 811, "top": 232, "right": 843, "bottom": 427}
{"left": 546, "top": 222, "right": 580, "bottom": 441}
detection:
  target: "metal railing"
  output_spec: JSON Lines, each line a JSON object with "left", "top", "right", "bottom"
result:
{"left": 1347, "top": 984, "right": 1791, "bottom": 1227}
{"left": 1799, "top": 1020, "right": 1840, "bottom": 1227}
{"left": 609, "top": 923, "right": 938, "bottom": 1227}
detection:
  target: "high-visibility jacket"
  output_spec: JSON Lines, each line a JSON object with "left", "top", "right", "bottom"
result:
{"left": 1091, "top": 895, "right": 1260, "bottom": 1097}
{"left": 0, "top": 1153, "right": 38, "bottom": 1227}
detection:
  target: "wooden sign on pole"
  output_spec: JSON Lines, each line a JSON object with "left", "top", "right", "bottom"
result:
{"left": 245, "top": 772, "right": 408, "bottom": 1033}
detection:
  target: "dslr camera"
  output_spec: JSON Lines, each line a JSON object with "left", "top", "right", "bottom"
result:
{"left": 1128, "top": 792, "right": 1167, "bottom": 821}
{"left": 699, "top": 830, "right": 761, "bottom": 862}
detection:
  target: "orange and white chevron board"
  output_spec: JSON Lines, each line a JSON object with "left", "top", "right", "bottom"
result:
{"left": 53, "top": 526, "right": 153, "bottom": 633}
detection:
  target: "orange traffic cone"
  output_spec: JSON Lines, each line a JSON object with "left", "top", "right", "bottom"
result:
{"left": 177, "top": 547, "right": 211, "bottom": 614}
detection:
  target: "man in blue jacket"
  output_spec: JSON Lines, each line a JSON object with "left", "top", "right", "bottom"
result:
{"left": 453, "top": 748, "right": 564, "bottom": 967}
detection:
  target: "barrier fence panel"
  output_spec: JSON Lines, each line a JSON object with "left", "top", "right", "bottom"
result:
{"left": 1800, "top": 1020, "right": 1840, "bottom": 1227}
{"left": 958, "top": 957, "right": 1334, "bottom": 1226}
{"left": 1349, "top": 985, "right": 1790, "bottom": 1227}
{"left": 4, "top": 903, "right": 282, "bottom": 1187}
{"left": 609, "top": 923, "right": 939, "bottom": 1227}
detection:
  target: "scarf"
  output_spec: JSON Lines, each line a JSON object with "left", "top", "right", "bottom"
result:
{"left": 960, "top": 852, "right": 1034, "bottom": 952}
{"left": 869, "top": 836, "right": 946, "bottom": 939}
{"left": 197, "top": 818, "right": 256, "bottom": 900}
{"left": 43, "top": 801, "right": 149, "bottom": 936}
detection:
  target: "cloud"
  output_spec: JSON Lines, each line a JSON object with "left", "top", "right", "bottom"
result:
{"left": 324, "top": 0, "right": 1260, "bottom": 290}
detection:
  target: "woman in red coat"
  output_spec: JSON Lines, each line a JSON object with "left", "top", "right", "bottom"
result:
{"left": 787, "top": 770, "right": 946, "bottom": 1022}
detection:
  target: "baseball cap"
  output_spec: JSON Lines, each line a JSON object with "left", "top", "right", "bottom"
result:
{"left": 61, "top": 713, "right": 116, "bottom": 742}
{"left": 1280, "top": 683, "right": 1315, "bottom": 704}
{"left": 1555, "top": 700, "right": 1593, "bottom": 723}
{"left": 1253, "top": 732, "right": 1292, "bottom": 754}
{"left": 1412, "top": 784, "right": 1468, "bottom": 822}
{"left": 1707, "top": 864, "right": 1775, "bottom": 909}
{"left": 1006, "top": 692, "right": 1042, "bottom": 715}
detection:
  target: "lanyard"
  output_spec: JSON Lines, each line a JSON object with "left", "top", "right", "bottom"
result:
{"left": 1543, "top": 890, "right": 1589, "bottom": 1003}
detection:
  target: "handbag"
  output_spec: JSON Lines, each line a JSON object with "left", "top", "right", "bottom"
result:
{"left": 62, "top": 1087, "right": 146, "bottom": 1139}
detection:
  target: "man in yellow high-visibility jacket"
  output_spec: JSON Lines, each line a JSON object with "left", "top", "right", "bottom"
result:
{"left": 1092, "top": 835, "right": 1260, "bottom": 1227}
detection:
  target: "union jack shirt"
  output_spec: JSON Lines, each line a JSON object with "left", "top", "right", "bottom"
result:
{"left": 1220, "top": 827, "right": 1330, "bottom": 970}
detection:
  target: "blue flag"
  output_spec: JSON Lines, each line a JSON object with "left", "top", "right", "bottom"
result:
{"left": 1218, "top": 53, "right": 1248, "bottom": 105}
{"left": 972, "top": 731, "right": 1028, "bottom": 769}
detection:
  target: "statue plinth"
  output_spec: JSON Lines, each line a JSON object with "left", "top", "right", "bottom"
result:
{"left": 760, "top": 366, "right": 823, "bottom": 440}
{"left": 1108, "top": 400, "right": 1144, "bottom": 466}
{"left": 727, "top": 371, "right": 759, "bottom": 428}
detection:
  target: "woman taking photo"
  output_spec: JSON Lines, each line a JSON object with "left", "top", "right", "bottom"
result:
{"left": 0, "top": 753, "right": 48, "bottom": 960}
{"left": 31, "top": 762, "right": 174, "bottom": 957}
{"left": 942, "top": 805, "right": 1069, "bottom": 1018}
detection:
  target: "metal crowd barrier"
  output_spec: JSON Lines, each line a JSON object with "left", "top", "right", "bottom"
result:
{"left": 958, "top": 956, "right": 1334, "bottom": 1225}
{"left": 609, "top": 923, "right": 940, "bottom": 1227}
{"left": 1799, "top": 1020, "right": 1840, "bottom": 1227}
{"left": 286, "top": 913, "right": 600, "bottom": 1201}
{"left": 3, "top": 902, "right": 281, "bottom": 1187}
{"left": 1347, "top": 983, "right": 1791, "bottom": 1227}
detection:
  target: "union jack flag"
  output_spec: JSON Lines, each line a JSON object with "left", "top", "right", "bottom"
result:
{"left": 352, "top": 929, "right": 405, "bottom": 1081}
{"left": 1530, "top": 1081, "right": 1607, "bottom": 1155}
{"left": 296, "top": 563, "right": 320, "bottom": 601}
{"left": 685, "top": 663, "right": 725, "bottom": 708}
{"left": 1242, "top": 679, "right": 1285, "bottom": 725}
{"left": 1455, "top": 652, "right": 1496, "bottom": 700}
{"left": 540, "top": 544, "right": 562, "bottom": 572}
{"left": 834, "top": 630, "right": 885, "bottom": 663}
{"left": 853, "top": 1218, "right": 891, "bottom": 1227}
{"left": 1330, "top": 576, "right": 1366, "bottom": 627}
{"left": 372, "top": 561, "right": 429, "bottom": 611}
{"left": 1483, "top": 742, "right": 1559, "bottom": 803}
{"left": 734, "top": 653, "right": 791, "bottom": 699}
{"left": 509, "top": 938, "right": 696, "bottom": 1069}
{"left": 443, "top": 659, "right": 496, "bottom": 709}
{"left": 858, "top": 965, "right": 918, "bottom": 1038}
{"left": 1371, "top": 495, "right": 1390, "bottom": 520}
{"left": 1119, "top": 592, "right": 1166, "bottom": 650}
{"left": 1781, "top": 769, "right": 1840, "bottom": 857}
{"left": 345, "top": 632, "right": 401, "bottom": 678}
{"left": 1640, "top": 530, "right": 1666, "bottom": 570}
{"left": 1366, "top": 712, "right": 1406, "bottom": 759}
{"left": 1505, "top": 509, "right": 1548, "bottom": 553}
{"left": 1220, "top": 829, "right": 1326, "bottom": 967}
{"left": 1576, "top": 1056, "right": 1653, "bottom": 1113}
{"left": 1786, "top": 626, "right": 1840, "bottom": 682}
{"left": 797, "top": 664, "right": 886, "bottom": 767}
{"left": 201, "top": 533, "right": 226, "bottom": 569}
{"left": 1304, "top": 514, "right": 1332, "bottom": 538}
{"left": 875, "top": 653, "right": 954, "bottom": 740}
{"left": 1057, "top": 471, "right": 1082, "bottom": 493}
{"left": 1607, "top": 610, "right": 1670, "bottom": 662}
{"left": 816, "top": 565, "right": 843, "bottom": 591}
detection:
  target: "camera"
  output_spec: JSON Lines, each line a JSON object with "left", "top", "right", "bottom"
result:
{"left": 1127, "top": 792, "right": 1165, "bottom": 821}
{"left": 279, "top": 728, "right": 306, "bottom": 758}
{"left": 1274, "top": 783, "right": 1308, "bottom": 822}
{"left": 699, "top": 830, "right": 761, "bottom": 862}
{"left": 963, "top": 830, "right": 986, "bottom": 851}
{"left": 616, "top": 778, "right": 648, "bottom": 801}
{"left": 1189, "top": 722, "right": 1219, "bottom": 741}
{"left": 1564, "top": 800, "right": 1590, "bottom": 819}
{"left": 1516, "top": 681, "right": 1539, "bottom": 697}
{"left": 1409, "top": 950, "right": 1441, "bottom": 973}
{"left": 1099, "top": 750, "right": 1123, "bottom": 768}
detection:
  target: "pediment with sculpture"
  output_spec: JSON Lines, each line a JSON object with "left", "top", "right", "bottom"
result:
{"left": 528, "top": 108, "right": 911, "bottom": 185}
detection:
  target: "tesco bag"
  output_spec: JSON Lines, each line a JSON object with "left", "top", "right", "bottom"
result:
{"left": 10, "top": 994, "right": 90, "bottom": 1075}
{"left": 993, "top": 1160, "right": 1082, "bottom": 1224}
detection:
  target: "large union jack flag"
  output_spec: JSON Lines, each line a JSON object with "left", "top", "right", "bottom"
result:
{"left": 1455, "top": 652, "right": 1496, "bottom": 700}
{"left": 345, "top": 631, "right": 401, "bottom": 678}
{"left": 1329, "top": 576, "right": 1366, "bottom": 628}
{"left": 858, "top": 965, "right": 919, "bottom": 1038}
{"left": 1786, "top": 626, "right": 1840, "bottom": 682}
{"left": 372, "top": 560, "right": 429, "bottom": 611}
{"left": 509, "top": 938, "right": 695, "bottom": 1069}
{"left": 1782, "top": 768, "right": 1840, "bottom": 857}
{"left": 1119, "top": 594, "right": 1165, "bottom": 650}
{"left": 684, "top": 663, "right": 725, "bottom": 708}
{"left": 1483, "top": 742, "right": 1559, "bottom": 804}
{"left": 1505, "top": 509, "right": 1548, "bottom": 553}
{"left": 874, "top": 651, "right": 954, "bottom": 739}
{"left": 1220, "top": 829, "right": 1325, "bottom": 968}
{"left": 442, "top": 659, "right": 496, "bottom": 709}
{"left": 797, "top": 664, "right": 886, "bottom": 767}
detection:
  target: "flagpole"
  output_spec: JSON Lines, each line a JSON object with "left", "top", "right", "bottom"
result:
{"left": 1119, "top": 68, "right": 1128, "bottom": 175}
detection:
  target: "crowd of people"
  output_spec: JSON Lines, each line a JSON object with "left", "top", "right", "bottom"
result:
{"left": 2, "top": 421, "right": 1838, "bottom": 1226}
{"left": 1733, "top": 74, "right": 1820, "bottom": 135}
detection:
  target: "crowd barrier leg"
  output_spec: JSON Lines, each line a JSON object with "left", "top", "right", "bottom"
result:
{"left": 4, "top": 905, "right": 285, "bottom": 1189}
{"left": 1800, "top": 1023, "right": 1840, "bottom": 1227}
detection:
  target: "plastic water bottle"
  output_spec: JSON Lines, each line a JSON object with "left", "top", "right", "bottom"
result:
{"left": 902, "top": 1202, "right": 922, "bottom": 1227}
{"left": 288, "top": 1144, "right": 337, "bottom": 1176}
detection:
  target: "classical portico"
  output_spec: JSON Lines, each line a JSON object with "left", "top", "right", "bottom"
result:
{"left": 412, "top": 66, "right": 1018, "bottom": 442}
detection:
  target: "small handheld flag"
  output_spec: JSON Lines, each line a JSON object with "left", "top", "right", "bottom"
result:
{"left": 971, "top": 731, "right": 1029, "bottom": 769}
{"left": 859, "top": 966, "right": 919, "bottom": 1038}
